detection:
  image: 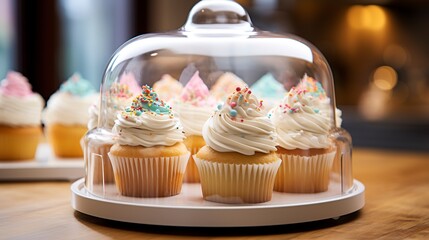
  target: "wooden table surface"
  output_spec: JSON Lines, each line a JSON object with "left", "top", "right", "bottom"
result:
{"left": 1, "top": 148, "right": 429, "bottom": 239}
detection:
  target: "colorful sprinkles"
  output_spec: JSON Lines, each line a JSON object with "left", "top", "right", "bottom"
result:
{"left": 123, "top": 85, "right": 173, "bottom": 118}
{"left": 296, "top": 75, "right": 327, "bottom": 100}
{"left": 109, "top": 82, "right": 134, "bottom": 99}
{"left": 280, "top": 84, "right": 322, "bottom": 114}
{"left": 216, "top": 86, "right": 264, "bottom": 121}
{"left": 279, "top": 104, "right": 298, "bottom": 114}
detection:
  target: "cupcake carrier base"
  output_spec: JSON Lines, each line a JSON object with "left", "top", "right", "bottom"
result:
{"left": 0, "top": 143, "right": 84, "bottom": 181}
{"left": 71, "top": 178, "right": 365, "bottom": 227}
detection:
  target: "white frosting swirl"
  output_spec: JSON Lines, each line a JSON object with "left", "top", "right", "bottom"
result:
{"left": 153, "top": 74, "right": 183, "bottom": 102}
{"left": 0, "top": 94, "right": 44, "bottom": 126}
{"left": 318, "top": 99, "right": 342, "bottom": 128}
{"left": 203, "top": 87, "right": 277, "bottom": 155}
{"left": 87, "top": 103, "right": 99, "bottom": 130}
{"left": 112, "top": 85, "right": 185, "bottom": 147}
{"left": 112, "top": 112, "right": 185, "bottom": 147}
{"left": 334, "top": 108, "right": 342, "bottom": 127}
{"left": 296, "top": 74, "right": 342, "bottom": 128}
{"left": 88, "top": 97, "right": 134, "bottom": 130}
{"left": 272, "top": 88, "right": 332, "bottom": 150}
{"left": 174, "top": 103, "right": 213, "bottom": 136}
{"left": 172, "top": 71, "right": 215, "bottom": 136}
{"left": 43, "top": 92, "right": 99, "bottom": 126}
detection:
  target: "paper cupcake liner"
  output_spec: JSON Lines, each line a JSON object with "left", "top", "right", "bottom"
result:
{"left": 274, "top": 151, "right": 336, "bottom": 193}
{"left": 108, "top": 152, "right": 190, "bottom": 198}
{"left": 194, "top": 156, "right": 281, "bottom": 204}
{"left": 183, "top": 147, "right": 201, "bottom": 183}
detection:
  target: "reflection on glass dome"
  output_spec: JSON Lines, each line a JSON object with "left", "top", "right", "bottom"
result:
{"left": 82, "top": 0, "right": 353, "bottom": 204}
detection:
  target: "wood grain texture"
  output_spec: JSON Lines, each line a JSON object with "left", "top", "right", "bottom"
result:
{"left": 1, "top": 148, "right": 428, "bottom": 239}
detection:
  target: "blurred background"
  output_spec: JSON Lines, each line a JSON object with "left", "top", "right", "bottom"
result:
{"left": 1, "top": 0, "right": 428, "bottom": 151}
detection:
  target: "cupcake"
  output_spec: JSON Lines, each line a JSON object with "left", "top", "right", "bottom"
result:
{"left": 0, "top": 71, "right": 44, "bottom": 161}
{"left": 251, "top": 73, "right": 286, "bottom": 110}
{"left": 153, "top": 74, "right": 183, "bottom": 102}
{"left": 43, "top": 73, "right": 98, "bottom": 158}
{"left": 195, "top": 87, "right": 280, "bottom": 204}
{"left": 296, "top": 74, "right": 344, "bottom": 179}
{"left": 108, "top": 85, "right": 189, "bottom": 197}
{"left": 271, "top": 83, "right": 336, "bottom": 193}
{"left": 209, "top": 72, "right": 246, "bottom": 103}
{"left": 173, "top": 71, "right": 215, "bottom": 183}
{"left": 84, "top": 72, "right": 140, "bottom": 185}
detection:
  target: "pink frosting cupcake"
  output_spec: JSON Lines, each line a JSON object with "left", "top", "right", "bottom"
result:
{"left": 0, "top": 71, "right": 44, "bottom": 160}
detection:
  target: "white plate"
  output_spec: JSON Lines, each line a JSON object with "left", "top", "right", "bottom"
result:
{"left": 0, "top": 143, "right": 84, "bottom": 181}
{"left": 71, "top": 178, "right": 365, "bottom": 227}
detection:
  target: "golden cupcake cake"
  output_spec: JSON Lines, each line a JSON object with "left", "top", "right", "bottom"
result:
{"left": 108, "top": 85, "right": 189, "bottom": 198}
{"left": 43, "top": 73, "right": 98, "bottom": 158}
{"left": 173, "top": 71, "right": 215, "bottom": 183}
{"left": 195, "top": 86, "right": 281, "bottom": 204}
{"left": 271, "top": 77, "right": 336, "bottom": 193}
{"left": 0, "top": 71, "right": 44, "bottom": 161}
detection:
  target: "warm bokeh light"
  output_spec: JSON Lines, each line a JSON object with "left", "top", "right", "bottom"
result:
{"left": 359, "top": 83, "right": 391, "bottom": 120}
{"left": 347, "top": 5, "right": 387, "bottom": 31}
{"left": 373, "top": 66, "right": 397, "bottom": 91}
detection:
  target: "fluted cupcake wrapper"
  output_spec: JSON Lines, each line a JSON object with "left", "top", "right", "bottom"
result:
{"left": 183, "top": 147, "right": 201, "bottom": 183}
{"left": 194, "top": 156, "right": 281, "bottom": 204}
{"left": 108, "top": 152, "right": 190, "bottom": 198}
{"left": 274, "top": 151, "right": 336, "bottom": 193}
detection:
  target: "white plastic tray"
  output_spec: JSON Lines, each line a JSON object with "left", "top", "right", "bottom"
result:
{"left": 71, "top": 178, "right": 365, "bottom": 227}
{"left": 0, "top": 143, "right": 84, "bottom": 181}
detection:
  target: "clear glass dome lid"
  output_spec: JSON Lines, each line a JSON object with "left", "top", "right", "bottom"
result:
{"left": 98, "top": 0, "right": 338, "bottom": 129}
{"left": 83, "top": 0, "right": 353, "bottom": 203}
